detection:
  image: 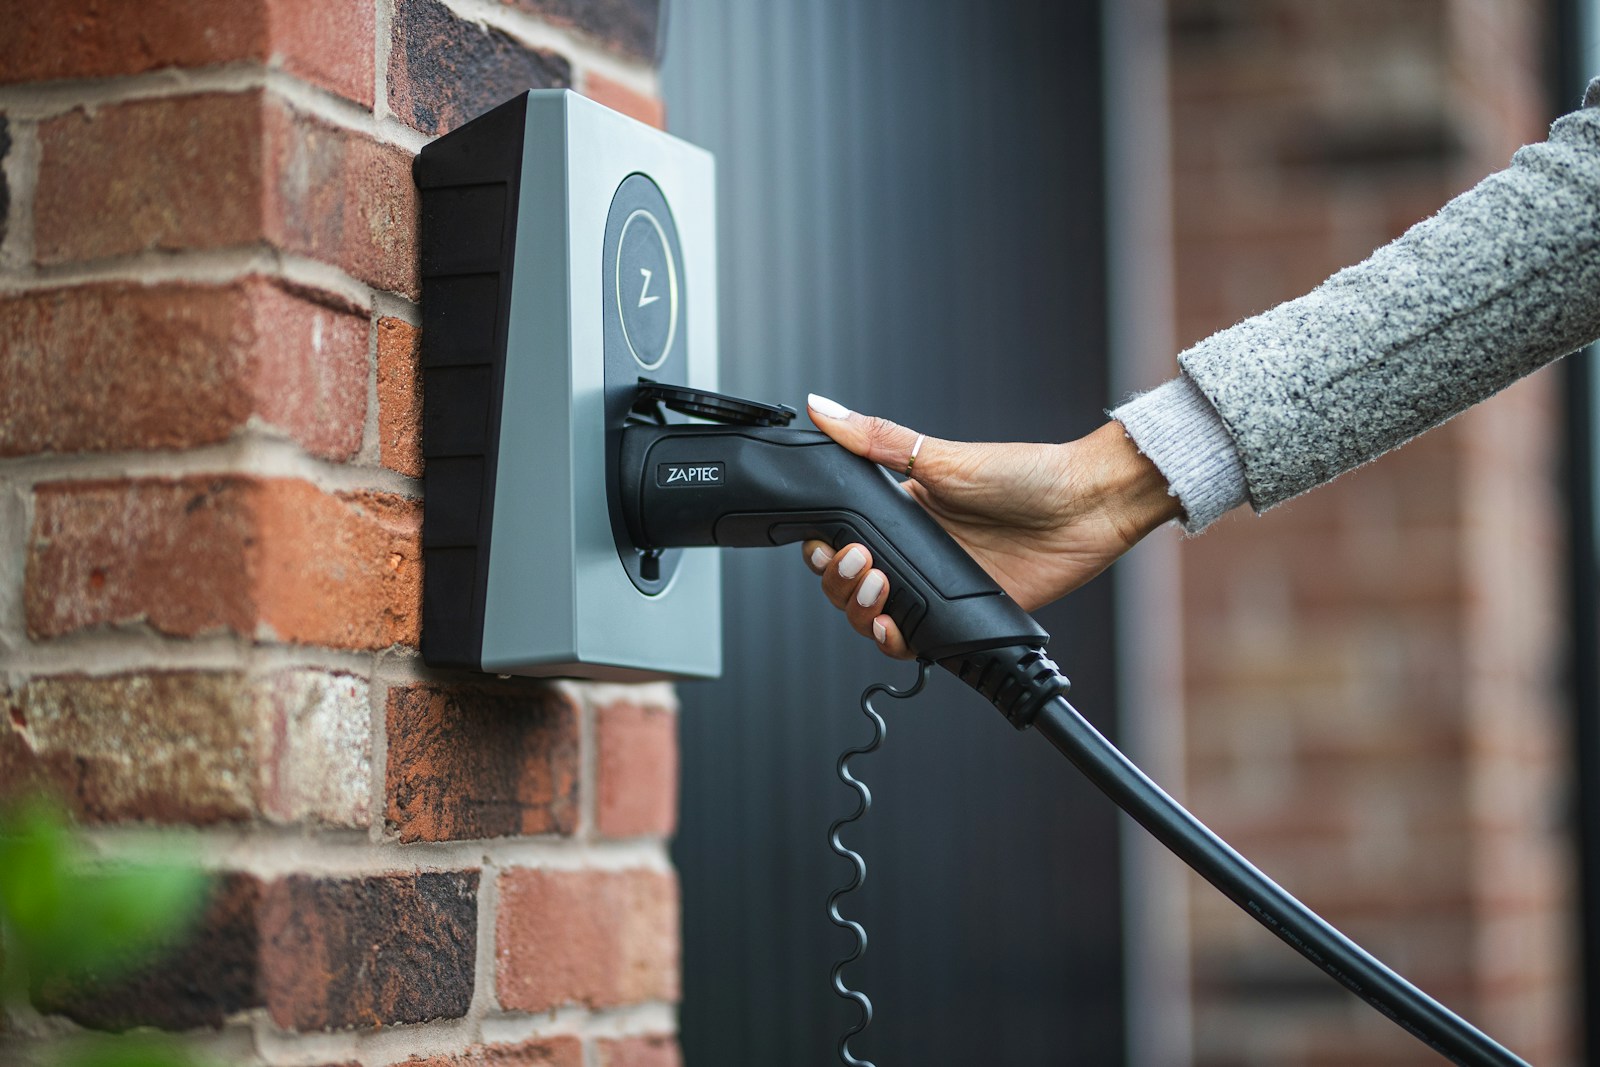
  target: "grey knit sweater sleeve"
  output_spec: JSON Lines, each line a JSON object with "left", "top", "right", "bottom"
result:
{"left": 1112, "top": 81, "right": 1600, "bottom": 533}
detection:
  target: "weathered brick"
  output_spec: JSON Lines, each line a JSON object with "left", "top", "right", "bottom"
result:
{"left": 497, "top": 868, "right": 678, "bottom": 1013}
{"left": 389, "top": 0, "right": 571, "bottom": 136}
{"left": 377, "top": 316, "right": 423, "bottom": 477}
{"left": 0, "top": 670, "right": 371, "bottom": 826}
{"left": 0, "top": 279, "right": 366, "bottom": 460}
{"left": 0, "top": 0, "right": 375, "bottom": 105}
{"left": 405, "top": 1037, "right": 583, "bottom": 1067}
{"left": 262, "top": 102, "right": 419, "bottom": 296}
{"left": 37, "top": 92, "right": 418, "bottom": 297}
{"left": 581, "top": 72, "right": 663, "bottom": 129}
{"left": 596, "top": 702, "right": 676, "bottom": 839}
{"left": 259, "top": 482, "right": 422, "bottom": 648}
{"left": 596, "top": 1035, "right": 681, "bottom": 1067}
{"left": 386, "top": 682, "right": 579, "bottom": 843}
{"left": 37, "top": 874, "right": 264, "bottom": 1030}
{"left": 36, "top": 871, "right": 481, "bottom": 1035}
{"left": 37, "top": 93, "right": 263, "bottom": 263}
{"left": 26, "top": 478, "right": 421, "bottom": 649}
{"left": 505, "top": 0, "right": 659, "bottom": 62}
{"left": 259, "top": 871, "right": 478, "bottom": 1030}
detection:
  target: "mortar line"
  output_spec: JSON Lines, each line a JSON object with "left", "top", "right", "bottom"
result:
{"left": 372, "top": 288, "right": 421, "bottom": 326}
{"left": 579, "top": 684, "right": 599, "bottom": 842}
{"left": 367, "top": 672, "right": 393, "bottom": 844}
{"left": 0, "top": 246, "right": 394, "bottom": 313}
{"left": 360, "top": 309, "right": 384, "bottom": 467}
{"left": 0, "top": 433, "right": 421, "bottom": 495}
{"left": 74, "top": 825, "right": 673, "bottom": 874}
{"left": 0, "top": 29, "right": 652, "bottom": 152}
{"left": 374, "top": 0, "right": 396, "bottom": 127}
{"left": 250, "top": 1011, "right": 478, "bottom": 1067}
{"left": 241, "top": 999, "right": 678, "bottom": 1067}
{"left": 1, "top": 631, "right": 256, "bottom": 680}
{"left": 473, "top": 857, "right": 502, "bottom": 1028}
{"left": 0, "top": 478, "right": 33, "bottom": 665}
{"left": 0, "top": 65, "right": 429, "bottom": 155}
{"left": 0, "top": 63, "right": 265, "bottom": 119}
{"left": 0, "top": 117, "right": 39, "bottom": 273}
{"left": 484, "top": 1001, "right": 680, "bottom": 1043}
{"left": 0, "top": 626, "right": 409, "bottom": 678}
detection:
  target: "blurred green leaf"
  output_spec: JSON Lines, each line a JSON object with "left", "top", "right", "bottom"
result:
{"left": 0, "top": 799, "right": 211, "bottom": 991}
{"left": 46, "top": 863, "right": 213, "bottom": 981}
{"left": 52, "top": 1032, "right": 212, "bottom": 1067}
{"left": 0, "top": 801, "right": 71, "bottom": 942}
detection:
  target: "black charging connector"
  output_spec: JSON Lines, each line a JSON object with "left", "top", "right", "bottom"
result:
{"left": 616, "top": 383, "right": 1530, "bottom": 1067}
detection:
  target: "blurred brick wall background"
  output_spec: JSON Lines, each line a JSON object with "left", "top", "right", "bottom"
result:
{"left": 1166, "top": 0, "right": 1576, "bottom": 1063}
{"left": 0, "top": 2, "right": 682, "bottom": 1065}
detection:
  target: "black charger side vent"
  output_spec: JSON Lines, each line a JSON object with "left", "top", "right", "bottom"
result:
{"left": 413, "top": 94, "right": 530, "bottom": 670}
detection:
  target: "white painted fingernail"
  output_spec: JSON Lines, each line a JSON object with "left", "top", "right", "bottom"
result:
{"left": 872, "top": 619, "right": 888, "bottom": 644}
{"left": 810, "top": 546, "right": 832, "bottom": 571}
{"left": 856, "top": 571, "right": 885, "bottom": 607}
{"left": 808, "top": 393, "right": 852, "bottom": 420}
{"left": 837, "top": 547, "right": 867, "bottom": 579}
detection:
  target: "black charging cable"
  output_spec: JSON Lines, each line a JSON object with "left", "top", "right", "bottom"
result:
{"left": 942, "top": 644, "right": 1530, "bottom": 1067}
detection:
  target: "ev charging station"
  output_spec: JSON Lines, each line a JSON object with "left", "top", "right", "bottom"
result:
{"left": 414, "top": 90, "right": 721, "bottom": 680}
{"left": 414, "top": 91, "right": 1533, "bottom": 1067}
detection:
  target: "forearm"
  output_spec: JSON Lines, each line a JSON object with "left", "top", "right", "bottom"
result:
{"left": 1113, "top": 89, "right": 1600, "bottom": 529}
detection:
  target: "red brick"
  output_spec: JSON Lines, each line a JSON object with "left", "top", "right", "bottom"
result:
{"left": 33, "top": 871, "right": 479, "bottom": 1034}
{"left": 0, "top": 0, "right": 375, "bottom": 105}
{"left": 26, "top": 477, "right": 421, "bottom": 649}
{"left": 1, "top": 669, "right": 370, "bottom": 826}
{"left": 37, "top": 93, "right": 263, "bottom": 262}
{"left": 389, "top": 0, "right": 570, "bottom": 136}
{"left": 405, "top": 1038, "right": 583, "bottom": 1067}
{"left": 262, "top": 0, "right": 376, "bottom": 105}
{"left": 596, "top": 702, "right": 677, "bottom": 838}
{"left": 377, "top": 316, "right": 423, "bottom": 476}
{"left": 597, "top": 1035, "right": 681, "bottom": 1067}
{"left": 259, "top": 871, "right": 478, "bottom": 1030}
{"left": 37, "top": 92, "right": 418, "bottom": 297}
{"left": 263, "top": 101, "right": 420, "bottom": 296}
{"left": 496, "top": 868, "right": 678, "bottom": 1013}
{"left": 582, "top": 72, "right": 664, "bottom": 129}
{"left": 504, "top": 0, "right": 659, "bottom": 62}
{"left": 0, "top": 279, "right": 366, "bottom": 460}
{"left": 254, "top": 482, "right": 421, "bottom": 647}
{"left": 386, "top": 682, "right": 579, "bottom": 843}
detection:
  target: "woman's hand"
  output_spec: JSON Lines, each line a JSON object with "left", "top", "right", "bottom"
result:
{"left": 801, "top": 393, "right": 1181, "bottom": 659}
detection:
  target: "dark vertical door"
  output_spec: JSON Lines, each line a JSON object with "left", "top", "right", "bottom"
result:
{"left": 661, "top": 2, "right": 1123, "bottom": 1063}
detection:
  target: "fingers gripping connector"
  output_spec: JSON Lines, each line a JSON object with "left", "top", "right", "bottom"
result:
{"left": 827, "top": 661, "right": 933, "bottom": 1067}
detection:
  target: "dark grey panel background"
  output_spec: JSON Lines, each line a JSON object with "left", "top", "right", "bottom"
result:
{"left": 661, "top": 2, "right": 1123, "bottom": 1063}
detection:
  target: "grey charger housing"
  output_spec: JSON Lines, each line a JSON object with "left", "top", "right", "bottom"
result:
{"left": 414, "top": 90, "right": 721, "bottom": 680}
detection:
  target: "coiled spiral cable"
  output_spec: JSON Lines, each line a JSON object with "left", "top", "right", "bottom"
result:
{"left": 827, "top": 661, "right": 933, "bottom": 1067}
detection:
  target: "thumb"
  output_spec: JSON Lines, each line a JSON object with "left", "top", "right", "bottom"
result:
{"left": 806, "top": 393, "right": 944, "bottom": 482}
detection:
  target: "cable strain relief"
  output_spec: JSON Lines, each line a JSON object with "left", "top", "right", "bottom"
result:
{"left": 936, "top": 645, "right": 1071, "bottom": 730}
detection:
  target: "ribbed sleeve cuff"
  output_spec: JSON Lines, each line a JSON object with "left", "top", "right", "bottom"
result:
{"left": 1110, "top": 374, "right": 1249, "bottom": 534}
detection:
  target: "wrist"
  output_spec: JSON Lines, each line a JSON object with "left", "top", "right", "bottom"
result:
{"left": 1074, "top": 420, "right": 1183, "bottom": 544}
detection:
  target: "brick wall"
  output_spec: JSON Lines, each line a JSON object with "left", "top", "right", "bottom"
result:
{"left": 0, "top": 2, "right": 683, "bottom": 1065}
{"left": 1166, "top": 1, "right": 1574, "bottom": 1064}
